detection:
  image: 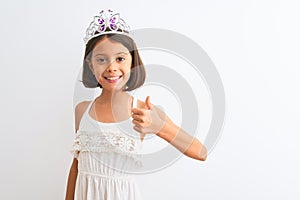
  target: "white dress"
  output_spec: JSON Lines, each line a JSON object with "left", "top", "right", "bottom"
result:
{"left": 71, "top": 97, "right": 143, "bottom": 200}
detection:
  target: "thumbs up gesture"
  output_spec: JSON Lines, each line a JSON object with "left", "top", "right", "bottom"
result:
{"left": 131, "top": 96, "right": 166, "bottom": 135}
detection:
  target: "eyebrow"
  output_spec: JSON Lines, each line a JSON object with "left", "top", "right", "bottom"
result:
{"left": 94, "top": 52, "right": 129, "bottom": 57}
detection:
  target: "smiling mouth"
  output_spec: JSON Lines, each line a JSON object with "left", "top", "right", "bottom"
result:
{"left": 104, "top": 75, "right": 122, "bottom": 81}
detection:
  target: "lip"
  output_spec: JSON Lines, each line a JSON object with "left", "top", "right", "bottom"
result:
{"left": 104, "top": 75, "right": 123, "bottom": 83}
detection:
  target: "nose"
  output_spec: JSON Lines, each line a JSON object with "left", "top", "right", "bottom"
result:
{"left": 106, "top": 60, "right": 118, "bottom": 72}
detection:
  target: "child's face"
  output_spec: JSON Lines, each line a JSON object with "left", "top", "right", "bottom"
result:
{"left": 88, "top": 37, "right": 132, "bottom": 91}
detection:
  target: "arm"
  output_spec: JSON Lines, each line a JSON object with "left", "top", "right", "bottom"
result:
{"left": 156, "top": 116, "right": 207, "bottom": 161}
{"left": 132, "top": 96, "right": 207, "bottom": 161}
{"left": 65, "top": 158, "right": 78, "bottom": 200}
{"left": 65, "top": 101, "right": 90, "bottom": 199}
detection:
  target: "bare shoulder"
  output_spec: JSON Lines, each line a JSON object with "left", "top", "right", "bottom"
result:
{"left": 74, "top": 101, "right": 91, "bottom": 132}
{"left": 75, "top": 101, "right": 91, "bottom": 113}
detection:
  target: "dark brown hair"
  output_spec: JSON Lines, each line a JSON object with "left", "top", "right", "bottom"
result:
{"left": 81, "top": 33, "right": 146, "bottom": 91}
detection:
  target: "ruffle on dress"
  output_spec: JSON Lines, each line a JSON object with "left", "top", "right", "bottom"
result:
{"left": 70, "top": 130, "right": 142, "bottom": 166}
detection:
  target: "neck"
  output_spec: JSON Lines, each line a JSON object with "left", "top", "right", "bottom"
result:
{"left": 97, "top": 88, "right": 130, "bottom": 104}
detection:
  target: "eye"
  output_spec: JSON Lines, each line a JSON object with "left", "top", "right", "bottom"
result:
{"left": 96, "top": 58, "right": 106, "bottom": 63}
{"left": 116, "top": 57, "right": 125, "bottom": 62}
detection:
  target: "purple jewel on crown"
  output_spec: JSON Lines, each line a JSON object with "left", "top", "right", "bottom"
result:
{"left": 84, "top": 9, "right": 131, "bottom": 44}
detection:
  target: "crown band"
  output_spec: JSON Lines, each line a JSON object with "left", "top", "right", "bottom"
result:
{"left": 84, "top": 9, "right": 131, "bottom": 44}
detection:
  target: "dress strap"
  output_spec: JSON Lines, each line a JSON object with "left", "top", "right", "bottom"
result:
{"left": 132, "top": 96, "right": 138, "bottom": 109}
{"left": 84, "top": 98, "right": 95, "bottom": 116}
{"left": 75, "top": 98, "right": 96, "bottom": 134}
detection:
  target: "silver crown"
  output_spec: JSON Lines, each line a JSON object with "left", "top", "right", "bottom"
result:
{"left": 84, "top": 9, "right": 131, "bottom": 44}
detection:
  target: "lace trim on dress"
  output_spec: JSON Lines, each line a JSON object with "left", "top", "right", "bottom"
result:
{"left": 70, "top": 130, "right": 142, "bottom": 165}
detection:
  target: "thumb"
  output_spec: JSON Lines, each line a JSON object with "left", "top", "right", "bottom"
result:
{"left": 145, "top": 96, "right": 152, "bottom": 110}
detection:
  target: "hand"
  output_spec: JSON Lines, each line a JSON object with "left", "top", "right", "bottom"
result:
{"left": 131, "top": 96, "right": 166, "bottom": 135}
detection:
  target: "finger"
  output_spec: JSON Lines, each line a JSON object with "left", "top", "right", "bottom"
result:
{"left": 133, "top": 125, "right": 142, "bottom": 133}
{"left": 132, "top": 108, "right": 150, "bottom": 117}
{"left": 132, "top": 119, "right": 142, "bottom": 126}
{"left": 145, "top": 96, "right": 152, "bottom": 110}
{"left": 132, "top": 115, "right": 144, "bottom": 122}
{"left": 132, "top": 108, "right": 144, "bottom": 115}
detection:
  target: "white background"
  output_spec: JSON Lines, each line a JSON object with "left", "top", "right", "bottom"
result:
{"left": 1, "top": 0, "right": 300, "bottom": 199}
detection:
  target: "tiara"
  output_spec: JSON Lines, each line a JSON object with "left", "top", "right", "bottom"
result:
{"left": 84, "top": 9, "right": 131, "bottom": 44}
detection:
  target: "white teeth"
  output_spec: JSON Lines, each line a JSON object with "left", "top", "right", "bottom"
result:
{"left": 106, "top": 76, "right": 120, "bottom": 80}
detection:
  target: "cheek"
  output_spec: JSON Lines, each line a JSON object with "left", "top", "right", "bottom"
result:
{"left": 123, "top": 65, "right": 132, "bottom": 78}
{"left": 124, "top": 66, "right": 131, "bottom": 74}
{"left": 92, "top": 64, "right": 105, "bottom": 74}
{"left": 124, "top": 59, "right": 132, "bottom": 72}
{"left": 93, "top": 68, "right": 105, "bottom": 82}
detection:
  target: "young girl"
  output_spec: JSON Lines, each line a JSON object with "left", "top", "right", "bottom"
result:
{"left": 65, "top": 10, "right": 207, "bottom": 200}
